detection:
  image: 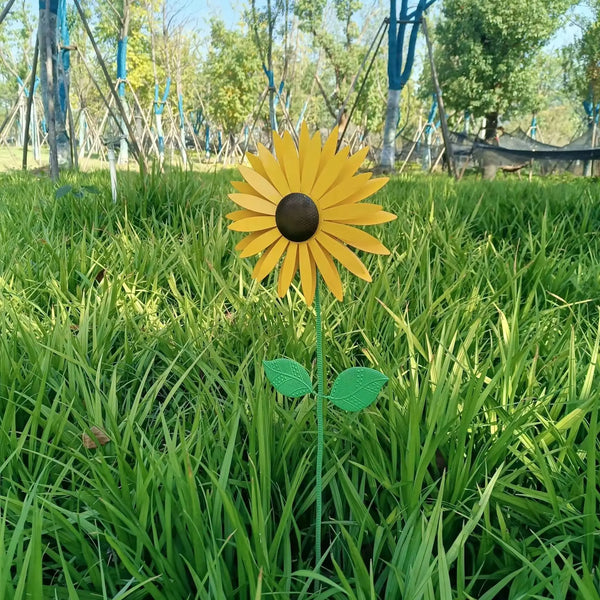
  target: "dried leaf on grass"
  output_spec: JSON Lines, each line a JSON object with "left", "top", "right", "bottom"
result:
{"left": 82, "top": 426, "right": 110, "bottom": 449}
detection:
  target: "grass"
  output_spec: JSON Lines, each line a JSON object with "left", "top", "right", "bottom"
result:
{"left": 0, "top": 168, "right": 599, "bottom": 598}
{"left": 0, "top": 144, "right": 217, "bottom": 172}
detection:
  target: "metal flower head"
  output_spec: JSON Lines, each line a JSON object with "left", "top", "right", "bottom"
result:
{"left": 228, "top": 123, "right": 396, "bottom": 304}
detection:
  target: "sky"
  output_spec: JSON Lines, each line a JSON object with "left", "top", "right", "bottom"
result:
{"left": 155, "top": 0, "right": 240, "bottom": 34}
{"left": 189, "top": 0, "right": 590, "bottom": 50}
{"left": 23, "top": 0, "right": 591, "bottom": 49}
{"left": 25, "top": 0, "right": 240, "bottom": 35}
{"left": 549, "top": 4, "right": 591, "bottom": 50}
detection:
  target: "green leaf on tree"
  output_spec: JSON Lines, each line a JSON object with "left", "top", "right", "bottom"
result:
{"left": 263, "top": 358, "right": 313, "bottom": 398}
{"left": 329, "top": 367, "right": 388, "bottom": 412}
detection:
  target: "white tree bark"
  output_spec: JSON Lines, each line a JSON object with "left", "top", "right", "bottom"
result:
{"left": 39, "top": 5, "right": 59, "bottom": 178}
{"left": 32, "top": 100, "right": 40, "bottom": 161}
{"left": 108, "top": 145, "right": 118, "bottom": 203}
{"left": 117, "top": 1, "right": 130, "bottom": 165}
{"left": 118, "top": 106, "right": 130, "bottom": 165}
{"left": 380, "top": 88, "right": 401, "bottom": 170}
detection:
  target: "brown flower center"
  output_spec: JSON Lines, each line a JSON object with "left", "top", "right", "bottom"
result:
{"left": 275, "top": 193, "right": 319, "bottom": 242}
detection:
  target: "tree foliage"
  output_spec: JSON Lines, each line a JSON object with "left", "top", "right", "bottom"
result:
{"left": 0, "top": 1, "right": 35, "bottom": 113}
{"left": 563, "top": 2, "right": 600, "bottom": 105}
{"left": 435, "top": 0, "right": 575, "bottom": 118}
{"left": 294, "top": 0, "right": 382, "bottom": 120}
{"left": 0, "top": 0, "right": 588, "bottom": 164}
{"left": 201, "top": 20, "right": 263, "bottom": 135}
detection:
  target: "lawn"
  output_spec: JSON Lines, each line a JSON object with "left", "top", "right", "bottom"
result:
{"left": 0, "top": 169, "right": 599, "bottom": 599}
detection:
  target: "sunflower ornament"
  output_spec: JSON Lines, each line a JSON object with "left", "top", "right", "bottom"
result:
{"left": 228, "top": 123, "right": 396, "bottom": 568}
{"left": 228, "top": 123, "right": 395, "bottom": 304}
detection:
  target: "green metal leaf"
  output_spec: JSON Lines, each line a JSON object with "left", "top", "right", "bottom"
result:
{"left": 263, "top": 358, "right": 313, "bottom": 398}
{"left": 329, "top": 367, "right": 388, "bottom": 412}
{"left": 55, "top": 185, "right": 72, "bottom": 199}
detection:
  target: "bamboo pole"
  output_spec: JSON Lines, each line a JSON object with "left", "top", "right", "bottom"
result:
{"left": 22, "top": 37, "right": 39, "bottom": 170}
{"left": 0, "top": 0, "right": 17, "bottom": 27}
{"left": 421, "top": 16, "right": 457, "bottom": 179}
{"left": 72, "top": 0, "right": 147, "bottom": 174}
{"left": 40, "top": 3, "right": 59, "bottom": 180}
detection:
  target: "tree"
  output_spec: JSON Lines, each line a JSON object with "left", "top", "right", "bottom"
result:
{"left": 249, "top": 0, "right": 289, "bottom": 147}
{"left": 563, "top": 4, "right": 600, "bottom": 131}
{"left": 0, "top": 1, "right": 36, "bottom": 142}
{"left": 74, "top": 0, "right": 197, "bottom": 167}
{"left": 435, "top": 0, "right": 574, "bottom": 141}
{"left": 113, "top": 0, "right": 131, "bottom": 164}
{"left": 380, "top": 0, "right": 437, "bottom": 170}
{"left": 518, "top": 51, "right": 581, "bottom": 145}
{"left": 201, "top": 19, "right": 262, "bottom": 137}
{"left": 294, "top": 0, "right": 385, "bottom": 127}
{"left": 561, "top": 3, "right": 600, "bottom": 173}
{"left": 39, "top": 0, "right": 64, "bottom": 178}
{"left": 91, "top": 0, "right": 165, "bottom": 108}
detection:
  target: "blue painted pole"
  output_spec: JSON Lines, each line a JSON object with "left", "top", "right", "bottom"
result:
{"left": 117, "top": 36, "right": 129, "bottom": 163}
{"left": 530, "top": 114, "right": 537, "bottom": 140}
{"left": 154, "top": 78, "right": 171, "bottom": 161}
{"left": 381, "top": 0, "right": 438, "bottom": 169}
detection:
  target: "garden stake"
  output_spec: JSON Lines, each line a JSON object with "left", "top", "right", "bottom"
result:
{"left": 315, "top": 276, "right": 324, "bottom": 565}
{"left": 228, "top": 122, "right": 396, "bottom": 574}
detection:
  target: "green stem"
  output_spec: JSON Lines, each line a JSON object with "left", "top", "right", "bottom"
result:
{"left": 315, "top": 276, "right": 324, "bottom": 570}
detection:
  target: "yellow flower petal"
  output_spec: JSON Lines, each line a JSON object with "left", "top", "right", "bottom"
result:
{"left": 300, "top": 131, "right": 322, "bottom": 194}
{"left": 274, "top": 131, "right": 301, "bottom": 191}
{"left": 245, "top": 152, "right": 269, "bottom": 179}
{"left": 272, "top": 131, "right": 286, "bottom": 160}
{"left": 318, "top": 126, "right": 339, "bottom": 171}
{"left": 342, "top": 211, "right": 397, "bottom": 225}
{"left": 336, "top": 177, "right": 389, "bottom": 206}
{"left": 227, "top": 209, "right": 262, "bottom": 221}
{"left": 251, "top": 244, "right": 272, "bottom": 281}
{"left": 308, "top": 238, "right": 343, "bottom": 301}
{"left": 277, "top": 242, "right": 298, "bottom": 297}
{"left": 231, "top": 180, "right": 257, "bottom": 195}
{"left": 322, "top": 203, "right": 382, "bottom": 222}
{"left": 235, "top": 232, "right": 262, "bottom": 251}
{"left": 318, "top": 172, "right": 372, "bottom": 210}
{"left": 316, "top": 231, "right": 372, "bottom": 282}
{"left": 253, "top": 237, "right": 289, "bottom": 281}
{"left": 238, "top": 165, "right": 281, "bottom": 204}
{"left": 299, "top": 242, "right": 316, "bottom": 304}
{"left": 311, "top": 146, "right": 350, "bottom": 200}
{"left": 228, "top": 121, "right": 393, "bottom": 306}
{"left": 228, "top": 216, "right": 276, "bottom": 232}
{"left": 320, "top": 221, "right": 391, "bottom": 255}
{"left": 332, "top": 146, "right": 369, "bottom": 187}
{"left": 256, "top": 143, "right": 291, "bottom": 196}
{"left": 228, "top": 194, "right": 277, "bottom": 215}
{"left": 239, "top": 229, "right": 282, "bottom": 258}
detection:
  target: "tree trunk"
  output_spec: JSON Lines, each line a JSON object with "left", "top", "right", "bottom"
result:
{"left": 39, "top": 0, "right": 60, "bottom": 179}
{"left": 484, "top": 111, "right": 498, "bottom": 142}
{"left": 268, "top": 87, "right": 276, "bottom": 142}
{"left": 380, "top": 88, "right": 401, "bottom": 171}
{"left": 56, "top": 0, "right": 71, "bottom": 167}
{"left": 482, "top": 110, "right": 498, "bottom": 180}
{"left": 583, "top": 120, "right": 596, "bottom": 177}
{"left": 117, "top": 1, "right": 131, "bottom": 165}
